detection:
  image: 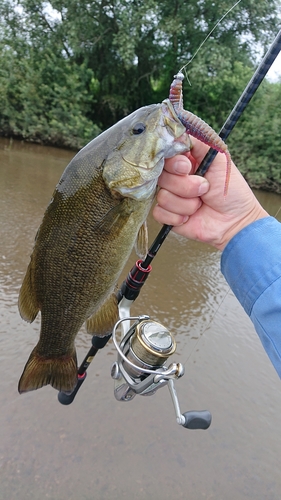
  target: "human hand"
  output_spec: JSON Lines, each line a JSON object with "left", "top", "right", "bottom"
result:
{"left": 153, "top": 138, "right": 269, "bottom": 251}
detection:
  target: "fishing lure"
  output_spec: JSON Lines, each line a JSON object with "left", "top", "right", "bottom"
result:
{"left": 169, "top": 71, "right": 231, "bottom": 195}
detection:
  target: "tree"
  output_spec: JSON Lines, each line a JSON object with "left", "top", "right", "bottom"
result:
{"left": 0, "top": 0, "right": 280, "bottom": 153}
{"left": 228, "top": 80, "right": 281, "bottom": 192}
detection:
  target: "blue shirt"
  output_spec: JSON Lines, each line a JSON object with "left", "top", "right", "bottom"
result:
{"left": 221, "top": 216, "right": 281, "bottom": 378}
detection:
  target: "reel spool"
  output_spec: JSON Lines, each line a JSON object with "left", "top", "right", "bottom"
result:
{"left": 111, "top": 316, "right": 183, "bottom": 400}
{"left": 121, "top": 318, "right": 177, "bottom": 379}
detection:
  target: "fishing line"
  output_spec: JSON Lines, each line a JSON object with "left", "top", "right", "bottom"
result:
{"left": 168, "top": 26, "right": 281, "bottom": 367}
{"left": 196, "top": 27, "right": 281, "bottom": 176}
{"left": 138, "top": 20, "right": 281, "bottom": 363}
{"left": 181, "top": 278, "right": 232, "bottom": 368}
{"left": 160, "top": 26, "right": 281, "bottom": 242}
{"left": 59, "top": 20, "right": 281, "bottom": 406}
{"left": 179, "top": 0, "right": 243, "bottom": 75}
{"left": 274, "top": 205, "right": 281, "bottom": 220}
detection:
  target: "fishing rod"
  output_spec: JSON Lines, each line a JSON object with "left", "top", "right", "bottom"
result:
{"left": 165, "top": 26, "right": 281, "bottom": 236}
{"left": 58, "top": 28, "right": 281, "bottom": 427}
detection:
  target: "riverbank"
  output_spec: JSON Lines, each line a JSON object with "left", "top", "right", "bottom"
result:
{"left": 2, "top": 131, "right": 280, "bottom": 195}
{"left": 0, "top": 123, "right": 99, "bottom": 151}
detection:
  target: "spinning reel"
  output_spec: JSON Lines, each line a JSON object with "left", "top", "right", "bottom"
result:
{"left": 111, "top": 315, "right": 212, "bottom": 430}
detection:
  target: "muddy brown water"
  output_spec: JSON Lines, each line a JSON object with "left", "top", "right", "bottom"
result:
{"left": 1, "top": 137, "right": 281, "bottom": 500}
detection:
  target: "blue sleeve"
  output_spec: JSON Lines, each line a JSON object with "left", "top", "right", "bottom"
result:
{"left": 221, "top": 216, "right": 281, "bottom": 378}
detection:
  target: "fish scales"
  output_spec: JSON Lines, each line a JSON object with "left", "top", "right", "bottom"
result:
{"left": 18, "top": 101, "right": 191, "bottom": 394}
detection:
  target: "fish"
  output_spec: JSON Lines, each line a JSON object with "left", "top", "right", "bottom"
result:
{"left": 18, "top": 99, "right": 191, "bottom": 394}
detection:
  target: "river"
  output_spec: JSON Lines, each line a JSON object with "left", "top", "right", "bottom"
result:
{"left": 1, "top": 137, "right": 281, "bottom": 500}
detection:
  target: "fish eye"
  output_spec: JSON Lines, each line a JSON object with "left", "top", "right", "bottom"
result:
{"left": 132, "top": 123, "right": 146, "bottom": 135}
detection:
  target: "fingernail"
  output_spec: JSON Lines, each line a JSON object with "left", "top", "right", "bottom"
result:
{"left": 182, "top": 215, "right": 189, "bottom": 224}
{"left": 174, "top": 160, "right": 191, "bottom": 175}
{"left": 198, "top": 180, "right": 209, "bottom": 196}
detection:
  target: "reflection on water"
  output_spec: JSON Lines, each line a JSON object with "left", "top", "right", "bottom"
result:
{"left": 1, "top": 137, "right": 281, "bottom": 500}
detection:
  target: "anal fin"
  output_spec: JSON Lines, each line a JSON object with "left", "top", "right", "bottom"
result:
{"left": 86, "top": 292, "right": 119, "bottom": 336}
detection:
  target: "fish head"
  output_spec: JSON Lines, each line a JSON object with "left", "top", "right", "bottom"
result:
{"left": 103, "top": 100, "right": 191, "bottom": 200}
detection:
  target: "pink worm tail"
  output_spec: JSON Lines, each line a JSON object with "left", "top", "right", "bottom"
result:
{"left": 169, "top": 72, "right": 231, "bottom": 196}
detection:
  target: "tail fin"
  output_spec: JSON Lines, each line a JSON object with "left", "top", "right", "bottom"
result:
{"left": 18, "top": 346, "right": 77, "bottom": 394}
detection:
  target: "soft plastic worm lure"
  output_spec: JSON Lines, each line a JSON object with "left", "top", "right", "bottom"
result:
{"left": 169, "top": 71, "right": 232, "bottom": 195}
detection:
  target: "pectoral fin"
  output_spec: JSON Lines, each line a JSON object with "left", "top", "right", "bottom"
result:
{"left": 86, "top": 292, "right": 119, "bottom": 336}
{"left": 93, "top": 201, "right": 131, "bottom": 234}
{"left": 134, "top": 221, "right": 148, "bottom": 259}
{"left": 18, "top": 261, "right": 40, "bottom": 322}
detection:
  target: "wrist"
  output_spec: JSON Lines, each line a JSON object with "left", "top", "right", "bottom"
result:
{"left": 215, "top": 206, "right": 269, "bottom": 251}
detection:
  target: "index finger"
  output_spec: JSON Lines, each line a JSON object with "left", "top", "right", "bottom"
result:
{"left": 189, "top": 137, "right": 210, "bottom": 167}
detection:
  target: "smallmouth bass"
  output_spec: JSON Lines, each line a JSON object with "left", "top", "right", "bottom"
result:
{"left": 18, "top": 99, "right": 191, "bottom": 394}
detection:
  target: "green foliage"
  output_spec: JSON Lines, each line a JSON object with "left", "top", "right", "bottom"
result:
{"left": 0, "top": 42, "right": 100, "bottom": 148}
{"left": 228, "top": 81, "right": 281, "bottom": 192}
{"left": 0, "top": 0, "right": 281, "bottom": 188}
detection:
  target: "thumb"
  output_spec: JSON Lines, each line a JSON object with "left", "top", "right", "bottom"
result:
{"left": 188, "top": 138, "right": 210, "bottom": 171}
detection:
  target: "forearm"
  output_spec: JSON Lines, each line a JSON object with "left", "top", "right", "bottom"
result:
{"left": 221, "top": 216, "right": 281, "bottom": 377}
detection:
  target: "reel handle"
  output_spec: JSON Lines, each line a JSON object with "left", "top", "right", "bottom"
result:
{"left": 181, "top": 410, "right": 212, "bottom": 430}
{"left": 168, "top": 379, "right": 212, "bottom": 430}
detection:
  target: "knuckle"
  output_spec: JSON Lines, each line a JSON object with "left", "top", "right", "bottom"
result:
{"left": 156, "top": 188, "right": 170, "bottom": 206}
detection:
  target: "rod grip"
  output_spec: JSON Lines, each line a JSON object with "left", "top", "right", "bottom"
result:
{"left": 58, "top": 373, "right": 87, "bottom": 405}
